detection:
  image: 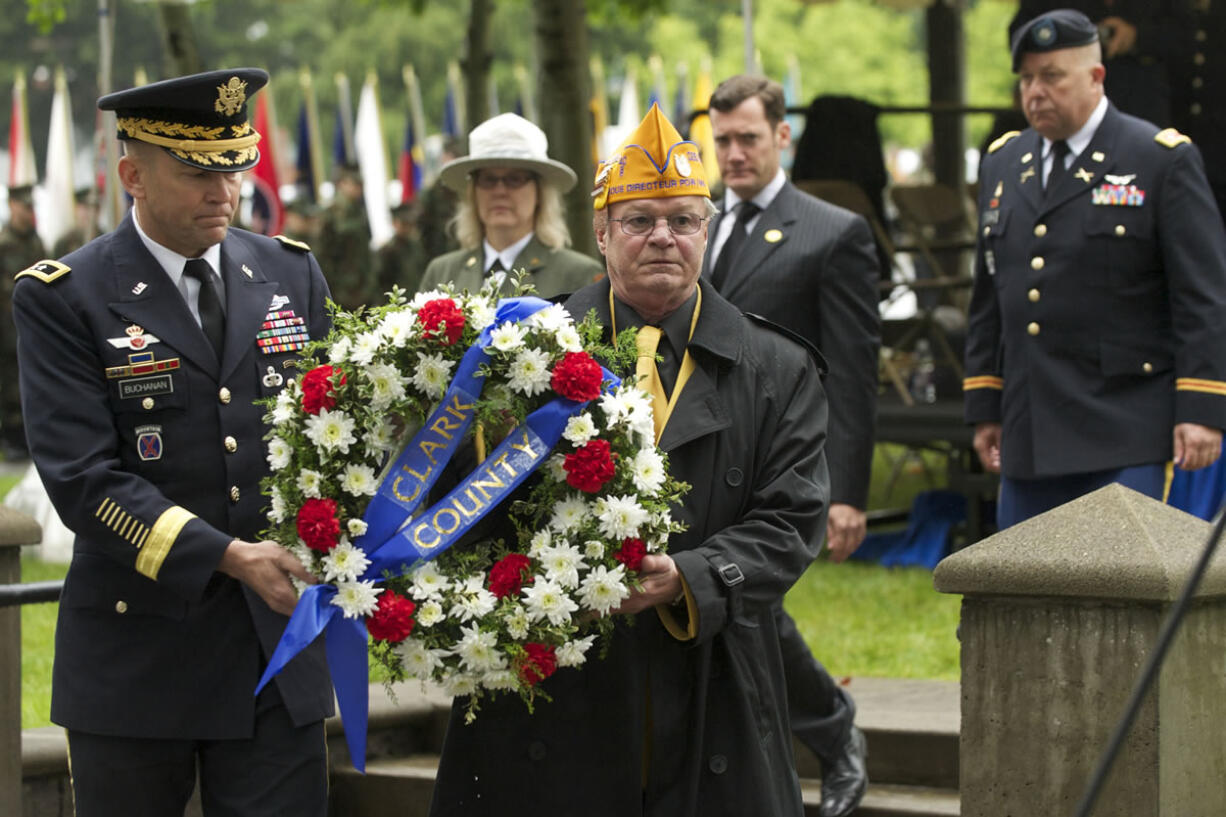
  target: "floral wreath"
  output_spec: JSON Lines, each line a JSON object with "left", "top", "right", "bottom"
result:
{"left": 258, "top": 276, "right": 687, "bottom": 768}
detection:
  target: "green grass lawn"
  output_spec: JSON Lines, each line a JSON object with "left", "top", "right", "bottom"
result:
{"left": 18, "top": 443, "right": 963, "bottom": 728}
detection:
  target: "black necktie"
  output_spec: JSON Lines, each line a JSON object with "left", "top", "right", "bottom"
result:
{"left": 711, "top": 201, "right": 761, "bottom": 288}
{"left": 1044, "top": 140, "right": 1070, "bottom": 196}
{"left": 488, "top": 257, "right": 506, "bottom": 275}
{"left": 183, "top": 258, "right": 225, "bottom": 358}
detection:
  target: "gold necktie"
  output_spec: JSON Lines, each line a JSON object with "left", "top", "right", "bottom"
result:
{"left": 635, "top": 326, "right": 668, "bottom": 442}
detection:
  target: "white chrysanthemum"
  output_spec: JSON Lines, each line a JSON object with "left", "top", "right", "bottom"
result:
{"left": 377, "top": 309, "right": 416, "bottom": 348}
{"left": 349, "top": 331, "right": 382, "bottom": 366}
{"left": 305, "top": 407, "right": 358, "bottom": 454}
{"left": 507, "top": 347, "right": 553, "bottom": 395}
{"left": 456, "top": 625, "right": 505, "bottom": 673}
{"left": 578, "top": 564, "right": 630, "bottom": 615}
{"left": 554, "top": 325, "right": 583, "bottom": 353}
{"left": 268, "top": 486, "right": 288, "bottom": 523}
{"left": 528, "top": 303, "right": 570, "bottom": 332}
{"left": 583, "top": 539, "right": 605, "bottom": 560}
{"left": 626, "top": 400, "right": 657, "bottom": 442}
{"left": 340, "top": 463, "right": 379, "bottom": 497}
{"left": 347, "top": 517, "right": 369, "bottom": 537}
{"left": 297, "top": 469, "right": 324, "bottom": 498}
{"left": 597, "top": 495, "right": 649, "bottom": 540}
{"left": 468, "top": 298, "right": 498, "bottom": 332}
{"left": 556, "top": 634, "right": 597, "bottom": 668}
{"left": 331, "top": 581, "right": 380, "bottom": 619}
{"left": 271, "top": 389, "right": 297, "bottom": 425}
{"left": 410, "top": 352, "right": 455, "bottom": 399}
{"left": 562, "top": 413, "right": 598, "bottom": 445}
{"left": 540, "top": 542, "right": 584, "bottom": 589}
{"left": 598, "top": 388, "right": 637, "bottom": 427}
{"left": 482, "top": 670, "right": 519, "bottom": 691}
{"left": 364, "top": 362, "right": 408, "bottom": 411}
{"left": 549, "top": 494, "right": 590, "bottom": 532}
{"left": 503, "top": 604, "right": 530, "bottom": 639}
{"left": 442, "top": 672, "right": 479, "bottom": 698}
{"left": 410, "top": 289, "right": 449, "bottom": 310}
{"left": 528, "top": 529, "right": 552, "bottom": 558}
{"left": 329, "top": 335, "right": 352, "bottom": 364}
{"left": 396, "top": 637, "right": 445, "bottom": 678}
{"left": 416, "top": 600, "right": 444, "bottom": 628}
{"left": 364, "top": 419, "right": 397, "bottom": 458}
{"left": 289, "top": 540, "right": 314, "bottom": 571}
{"left": 489, "top": 321, "right": 527, "bottom": 352}
{"left": 321, "top": 539, "right": 371, "bottom": 583}
{"left": 522, "top": 577, "right": 578, "bottom": 626}
{"left": 544, "top": 453, "right": 568, "bottom": 482}
{"left": 450, "top": 576, "right": 497, "bottom": 622}
{"left": 409, "top": 562, "right": 448, "bottom": 600}
{"left": 630, "top": 447, "right": 666, "bottom": 495}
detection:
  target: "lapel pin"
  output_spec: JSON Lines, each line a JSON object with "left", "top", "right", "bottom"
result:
{"left": 1020, "top": 166, "right": 1036, "bottom": 184}
{"left": 132, "top": 282, "right": 148, "bottom": 295}
{"left": 1075, "top": 167, "right": 1095, "bottom": 183}
{"left": 1021, "top": 152, "right": 1034, "bottom": 163}
{"left": 466, "top": 256, "right": 477, "bottom": 267}
{"left": 1092, "top": 151, "right": 1106, "bottom": 162}
{"left": 994, "top": 181, "right": 1003, "bottom": 197}
{"left": 241, "top": 264, "right": 254, "bottom": 279}
{"left": 764, "top": 229, "right": 783, "bottom": 244}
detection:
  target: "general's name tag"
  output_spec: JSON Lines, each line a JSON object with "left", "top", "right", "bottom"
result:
{"left": 118, "top": 374, "right": 174, "bottom": 400}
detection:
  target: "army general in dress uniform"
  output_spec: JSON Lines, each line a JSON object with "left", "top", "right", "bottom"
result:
{"left": 965, "top": 9, "right": 1226, "bottom": 527}
{"left": 13, "top": 69, "right": 333, "bottom": 816}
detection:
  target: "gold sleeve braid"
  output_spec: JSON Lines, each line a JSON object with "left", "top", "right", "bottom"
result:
{"left": 122, "top": 504, "right": 196, "bottom": 580}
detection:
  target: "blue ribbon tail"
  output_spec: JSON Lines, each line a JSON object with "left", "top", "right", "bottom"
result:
{"left": 256, "top": 583, "right": 339, "bottom": 695}
{"left": 326, "top": 613, "right": 372, "bottom": 773}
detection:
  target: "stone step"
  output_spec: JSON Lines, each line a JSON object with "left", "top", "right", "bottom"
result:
{"left": 332, "top": 756, "right": 960, "bottom": 817}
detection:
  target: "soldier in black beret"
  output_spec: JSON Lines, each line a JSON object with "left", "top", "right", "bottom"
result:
{"left": 965, "top": 10, "right": 1226, "bottom": 527}
{"left": 14, "top": 68, "right": 333, "bottom": 816}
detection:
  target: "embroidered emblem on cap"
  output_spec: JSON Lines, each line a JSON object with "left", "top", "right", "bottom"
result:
{"left": 215, "top": 77, "right": 248, "bottom": 116}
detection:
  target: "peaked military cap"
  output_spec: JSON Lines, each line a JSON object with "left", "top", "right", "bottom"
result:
{"left": 1011, "top": 9, "right": 1099, "bottom": 71}
{"left": 98, "top": 68, "right": 267, "bottom": 171}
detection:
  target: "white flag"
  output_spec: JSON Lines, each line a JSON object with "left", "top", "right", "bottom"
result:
{"left": 39, "top": 67, "right": 76, "bottom": 249}
{"left": 354, "top": 73, "right": 393, "bottom": 249}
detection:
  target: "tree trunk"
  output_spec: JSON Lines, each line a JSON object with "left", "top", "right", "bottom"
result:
{"left": 532, "top": 0, "right": 597, "bottom": 258}
{"left": 156, "top": 1, "right": 201, "bottom": 77}
{"left": 464, "top": 0, "right": 494, "bottom": 131}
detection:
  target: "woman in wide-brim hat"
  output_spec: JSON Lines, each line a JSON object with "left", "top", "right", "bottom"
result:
{"left": 417, "top": 113, "right": 604, "bottom": 298}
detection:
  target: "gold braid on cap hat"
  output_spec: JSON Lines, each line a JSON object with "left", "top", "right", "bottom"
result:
{"left": 117, "top": 117, "right": 261, "bottom": 166}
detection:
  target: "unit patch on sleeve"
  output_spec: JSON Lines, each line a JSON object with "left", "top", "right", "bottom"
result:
{"left": 135, "top": 425, "right": 164, "bottom": 461}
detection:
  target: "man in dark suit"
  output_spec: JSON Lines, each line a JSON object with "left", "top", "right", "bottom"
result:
{"left": 965, "top": 9, "right": 1226, "bottom": 527}
{"left": 13, "top": 69, "right": 334, "bottom": 816}
{"left": 707, "top": 74, "right": 881, "bottom": 817}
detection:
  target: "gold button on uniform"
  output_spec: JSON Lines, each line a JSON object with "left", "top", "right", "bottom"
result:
{"left": 142, "top": 397, "right": 155, "bottom": 410}
{"left": 224, "top": 436, "right": 238, "bottom": 453}
{"left": 1034, "top": 224, "right": 1047, "bottom": 237}
{"left": 1143, "top": 362, "right": 1154, "bottom": 374}
{"left": 1031, "top": 256, "right": 1045, "bottom": 270}
{"left": 229, "top": 486, "right": 241, "bottom": 503}
{"left": 983, "top": 225, "right": 991, "bottom": 237}
{"left": 218, "top": 387, "right": 232, "bottom": 404}
{"left": 1028, "top": 288, "right": 1041, "bottom": 303}
{"left": 1191, "top": 103, "right": 1203, "bottom": 116}
{"left": 115, "top": 600, "right": 128, "bottom": 614}
{"left": 1114, "top": 224, "right": 1127, "bottom": 236}
{"left": 1027, "top": 322, "right": 1040, "bottom": 336}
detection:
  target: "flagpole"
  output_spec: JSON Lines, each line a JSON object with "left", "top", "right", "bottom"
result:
{"left": 99, "top": 0, "right": 121, "bottom": 230}
{"left": 743, "top": 0, "right": 757, "bottom": 75}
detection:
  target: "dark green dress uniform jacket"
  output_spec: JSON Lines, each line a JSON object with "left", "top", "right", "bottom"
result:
{"left": 963, "top": 103, "right": 1226, "bottom": 480}
{"left": 429, "top": 278, "right": 830, "bottom": 817}
{"left": 418, "top": 234, "right": 604, "bottom": 298}
{"left": 14, "top": 215, "right": 334, "bottom": 739}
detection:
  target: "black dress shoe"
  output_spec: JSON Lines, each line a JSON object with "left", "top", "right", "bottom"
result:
{"left": 819, "top": 726, "right": 868, "bottom": 817}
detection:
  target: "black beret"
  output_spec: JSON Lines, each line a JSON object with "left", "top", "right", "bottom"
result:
{"left": 98, "top": 68, "right": 268, "bottom": 172}
{"left": 1011, "top": 9, "right": 1099, "bottom": 71}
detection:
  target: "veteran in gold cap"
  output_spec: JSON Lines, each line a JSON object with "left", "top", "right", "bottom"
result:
{"left": 429, "top": 103, "right": 830, "bottom": 817}
{"left": 14, "top": 68, "right": 333, "bottom": 816}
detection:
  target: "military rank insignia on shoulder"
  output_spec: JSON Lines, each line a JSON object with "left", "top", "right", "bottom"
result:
{"left": 15, "top": 259, "right": 71, "bottom": 284}
{"left": 273, "top": 234, "right": 311, "bottom": 252}
{"left": 1155, "top": 128, "right": 1192, "bottom": 149}
{"left": 988, "top": 131, "right": 1021, "bottom": 154}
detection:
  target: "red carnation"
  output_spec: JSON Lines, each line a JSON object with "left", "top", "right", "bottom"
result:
{"left": 518, "top": 642, "right": 558, "bottom": 687}
{"left": 296, "top": 497, "right": 341, "bottom": 552}
{"left": 417, "top": 298, "right": 466, "bottom": 345}
{"left": 563, "top": 438, "right": 617, "bottom": 493}
{"left": 301, "top": 365, "right": 346, "bottom": 414}
{"left": 489, "top": 553, "right": 533, "bottom": 599}
{"left": 366, "top": 590, "right": 417, "bottom": 643}
{"left": 615, "top": 537, "right": 647, "bottom": 571}
{"left": 551, "top": 351, "right": 604, "bottom": 402}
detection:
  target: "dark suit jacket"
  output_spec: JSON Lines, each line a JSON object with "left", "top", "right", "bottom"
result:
{"left": 703, "top": 182, "right": 881, "bottom": 509}
{"left": 14, "top": 216, "right": 334, "bottom": 739}
{"left": 964, "top": 103, "right": 1226, "bottom": 479}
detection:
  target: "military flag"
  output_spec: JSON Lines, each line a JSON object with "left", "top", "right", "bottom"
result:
{"left": 40, "top": 66, "right": 76, "bottom": 248}
{"left": 250, "top": 90, "right": 284, "bottom": 236}
{"left": 689, "top": 59, "right": 720, "bottom": 187}
{"left": 8, "top": 72, "right": 37, "bottom": 188}
{"left": 354, "top": 71, "right": 393, "bottom": 248}
{"left": 334, "top": 73, "right": 356, "bottom": 167}
{"left": 295, "top": 69, "right": 325, "bottom": 203}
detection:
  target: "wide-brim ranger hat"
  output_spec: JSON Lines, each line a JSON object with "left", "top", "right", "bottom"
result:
{"left": 1010, "top": 9, "right": 1099, "bottom": 71}
{"left": 437, "top": 113, "right": 577, "bottom": 193}
{"left": 592, "top": 102, "right": 709, "bottom": 211}
{"left": 98, "top": 68, "right": 268, "bottom": 172}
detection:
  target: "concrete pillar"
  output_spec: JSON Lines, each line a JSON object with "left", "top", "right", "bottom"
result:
{"left": 0, "top": 507, "right": 44, "bottom": 817}
{"left": 934, "top": 484, "right": 1226, "bottom": 817}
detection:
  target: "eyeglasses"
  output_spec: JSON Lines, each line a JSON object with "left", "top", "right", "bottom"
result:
{"left": 473, "top": 170, "right": 535, "bottom": 190}
{"left": 609, "top": 213, "right": 708, "bottom": 236}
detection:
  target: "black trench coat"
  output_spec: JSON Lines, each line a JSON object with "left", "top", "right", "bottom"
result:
{"left": 428, "top": 278, "right": 830, "bottom": 817}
